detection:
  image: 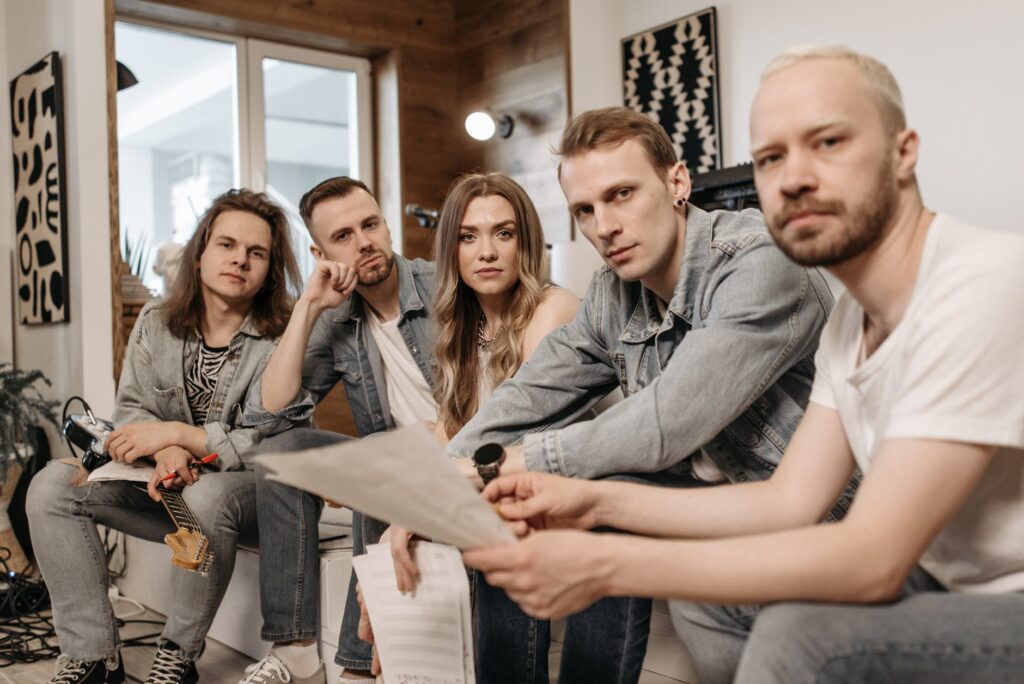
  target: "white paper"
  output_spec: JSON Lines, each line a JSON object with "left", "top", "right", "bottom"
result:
{"left": 252, "top": 423, "right": 514, "bottom": 549}
{"left": 87, "top": 460, "right": 156, "bottom": 483}
{"left": 353, "top": 542, "right": 474, "bottom": 684}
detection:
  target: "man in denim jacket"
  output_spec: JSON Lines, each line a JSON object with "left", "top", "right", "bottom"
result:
{"left": 445, "top": 107, "right": 839, "bottom": 683}
{"left": 242, "top": 177, "right": 436, "bottom": 683}
{"left": 28, "top": 190, "right": 299, "bottom": 684}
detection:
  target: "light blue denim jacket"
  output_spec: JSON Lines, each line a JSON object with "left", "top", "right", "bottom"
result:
{"left": 243, "top": 255, "right": 436, "bottom": 437}
{"left": 448, "top": 205, "right": 835, "bottom": 485}
{"left": 113, "top": 300, "right": 279, "bottom": 471}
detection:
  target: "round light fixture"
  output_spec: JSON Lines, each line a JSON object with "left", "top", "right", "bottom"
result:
{"left": 465, "top": 111, "right": 515, "bottom": 141}
{"left": 465, "top": 111, "right": 497, "bottom": 141}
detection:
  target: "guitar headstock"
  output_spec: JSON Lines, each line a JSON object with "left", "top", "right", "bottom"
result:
{"left": 164, "top": 528, "right": 209, "bottom": 572}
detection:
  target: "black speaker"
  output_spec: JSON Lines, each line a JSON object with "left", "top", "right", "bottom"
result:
{"left": 8, "top": 425, "right": 50, "bottom": 565}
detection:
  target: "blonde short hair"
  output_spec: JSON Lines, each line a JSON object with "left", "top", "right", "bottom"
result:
{"left": 762, "top": 45, "right": 906, "bottom": 134}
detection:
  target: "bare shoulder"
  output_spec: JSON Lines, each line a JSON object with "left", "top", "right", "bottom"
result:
{"left": 532, "top": 284, "right": 581, "bottom": 325}
{"left": 522, "top": 286, "right": 580, "bottom": 360}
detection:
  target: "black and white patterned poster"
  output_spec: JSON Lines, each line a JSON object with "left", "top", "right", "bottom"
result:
{"left": 623, "top": 8, "right": 722, "bottom": 174}
{"left": 9, "top": 52, "right": 70, "bottom": 324}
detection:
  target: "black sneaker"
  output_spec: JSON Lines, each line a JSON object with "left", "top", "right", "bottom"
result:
{"left": 144, "top": 641, "right": 199, "bottom": 684}
{"left": 49, "top": 653, "right": 125, "bottom": 683}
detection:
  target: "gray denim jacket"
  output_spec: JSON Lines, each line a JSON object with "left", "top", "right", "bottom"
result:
{"left": 449, "top": 205, "right": 835, "bottom": 485}
{"left": 243, "top": 255, "right": 436, "bottom": 437}
{"left": 114, "top": 300, "right": 279, "bottom": 471}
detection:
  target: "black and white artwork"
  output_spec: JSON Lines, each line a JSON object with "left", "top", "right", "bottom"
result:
{"left": 623, "top": 8, "right": 722, "bottom": 174}
{"left": 10, "top": 51, "right": 70, "bottom": 325}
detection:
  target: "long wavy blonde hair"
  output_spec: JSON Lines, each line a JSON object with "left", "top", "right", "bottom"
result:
{"left": 433, "top": 173, "right": 549, "bottom": 438}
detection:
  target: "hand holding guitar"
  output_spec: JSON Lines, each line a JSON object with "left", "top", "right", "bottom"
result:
{"left": 148, "top": 446, "right": 198, "bottom": 501}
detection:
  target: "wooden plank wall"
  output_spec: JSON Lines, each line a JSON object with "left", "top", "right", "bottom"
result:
{"left": 454, "top": 0, "right": 570, "bottom": 243}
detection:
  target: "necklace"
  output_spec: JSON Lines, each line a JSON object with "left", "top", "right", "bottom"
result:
{"left": 477, "top": 314, "right": 496, "bottom": 350}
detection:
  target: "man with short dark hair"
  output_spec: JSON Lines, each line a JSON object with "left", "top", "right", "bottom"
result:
{"left": 437, "top": 106, "right": 839, "bottom": 683}
{"left": 464, "top": 47, "right": 1024, "bottom": 684}
{"left": 241, "top": 178, "right": 436, "bottom": 683}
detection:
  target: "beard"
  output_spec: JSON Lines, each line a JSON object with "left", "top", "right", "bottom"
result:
{"left": 768, "top": 160, "right": 898, "bottom": 267}
{"left": 357, "top": 250, "right": 395, "bottom": 287}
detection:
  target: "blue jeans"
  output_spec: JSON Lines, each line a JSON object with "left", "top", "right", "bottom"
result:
{"left": 252, "top": 427, "right": 383, "bottom": 670}
{"left": 672, "top": 567, "right": 1024, "bottom": 684}
{"left": 27, "top": 460, "right": 258, "bottom": 661}
{"left": 254, "top": 429, "right": 341, "bottom": 643}
{"left": 336, "top": 510, "right": 389, "bottom": 670}
{"left": 474, "top": 469, "right": 708, "bottom": 684}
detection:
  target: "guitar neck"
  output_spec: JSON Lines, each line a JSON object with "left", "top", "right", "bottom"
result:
{"left": 159, "top": 488, "right": 202, "bottom": 532}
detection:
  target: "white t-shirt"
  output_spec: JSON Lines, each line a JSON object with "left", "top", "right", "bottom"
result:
{"left": 365, "top": 312, "right": 438, "bottom": 428}
{"left": 809, "top": 214, "right": 1024, "bottom": 593}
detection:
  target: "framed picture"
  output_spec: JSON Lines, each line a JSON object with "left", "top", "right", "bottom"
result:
{"left": 623, "top": 7, "right": 722, "bottom": 174}
{"left": 9, "top": 51, "right": 70, "bottom": 324}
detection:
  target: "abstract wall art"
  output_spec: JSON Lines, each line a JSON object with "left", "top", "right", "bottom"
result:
{"left": 10, "top": 51, "right": 70, "bottom": 324}
{"left": 623, "top": 7, "right": 722, "bottom": 174}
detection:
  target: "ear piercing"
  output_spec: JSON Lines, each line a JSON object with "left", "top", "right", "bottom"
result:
{"left": 675, "top": 197, "right": 687, "bottom": 207}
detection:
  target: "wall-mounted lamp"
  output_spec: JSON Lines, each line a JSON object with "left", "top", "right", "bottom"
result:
{"left": 464, "top": 110, "right": 514, "bottom": 141}
{"left": 116, "top": 60, "right": 139, "bottom": 91}
{"left": 405, "top": 203, "right": 440, "bottom": 229}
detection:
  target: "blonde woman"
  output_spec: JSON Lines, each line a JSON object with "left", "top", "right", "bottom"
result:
{"left": 431, "top": 172, "right": 578, "bottom": 441}
{"left": 368, "top": 173, "right": 577, "bottom": 680}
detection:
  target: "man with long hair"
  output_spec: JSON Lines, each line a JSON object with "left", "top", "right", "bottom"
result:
{"left": 437, "top": 106, "right": 841, "bottom": 682}
{"left": 464, "top": 47, "right": 1024, "bottom": 684}
{"left": 28, "top": 189, "right": 300, "bottom": 684}
{"left": 242, "top": 178, "right": 436, "bottom": 683}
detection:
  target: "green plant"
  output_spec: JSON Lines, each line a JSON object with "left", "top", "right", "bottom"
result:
{"left": 121, "top": 228, "right": 153, "bottom": 278}
{"left": 0, "top": 363, "right": 59, "bottom": 479}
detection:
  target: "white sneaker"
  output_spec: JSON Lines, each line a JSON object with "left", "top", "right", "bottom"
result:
{"left": 238, "top": 653, "right": 326, "bottom": 684}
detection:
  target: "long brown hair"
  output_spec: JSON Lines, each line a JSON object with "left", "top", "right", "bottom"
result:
{"left": 433, "top": 173, "right": 549, "bottom": 438}
{"left": 162, "top": 189, "right": 300, "bottom": 339}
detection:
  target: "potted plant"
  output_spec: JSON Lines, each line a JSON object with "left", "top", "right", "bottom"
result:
{"left": 0, "top": 362, "right": 59, "bottom": 480}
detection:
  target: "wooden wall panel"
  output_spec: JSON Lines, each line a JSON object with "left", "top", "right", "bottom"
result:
{"left": 454, "top": 0, "right": 570, "bottom": 243}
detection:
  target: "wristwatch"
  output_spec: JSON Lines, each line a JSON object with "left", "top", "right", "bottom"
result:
{"left": 472, "top": 443, "right": 506, "bottom": 486}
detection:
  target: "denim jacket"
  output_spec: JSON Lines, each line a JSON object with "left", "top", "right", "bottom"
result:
{"left": 243, "top": 255, "right": 436, "bottom": 437}
{"left": 449, "top": 205, "right": 835, "bottom": 485}
{"left": 113, "top": 300, "right": 279, "bottom": 471}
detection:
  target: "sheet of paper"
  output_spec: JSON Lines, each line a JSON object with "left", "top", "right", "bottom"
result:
{"left": 354, "top": 542, "right": 474, "bottom": 684}
{"left": 253, "top": 423, "right": 514, "bottom": 548}
{"left": 87, "top": 460, "right": 156, "bottom": 483}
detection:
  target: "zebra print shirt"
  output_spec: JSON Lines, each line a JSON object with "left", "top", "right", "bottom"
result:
{"left": 184, "top": 341, "right": 230, "bottom": 425}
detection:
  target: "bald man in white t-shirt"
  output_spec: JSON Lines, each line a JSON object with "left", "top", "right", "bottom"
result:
{"left": 460, "top": 46, "right": 1024, "bottom": 684}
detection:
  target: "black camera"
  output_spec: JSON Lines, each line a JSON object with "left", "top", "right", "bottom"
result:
{"left": 62, "top": 412, "right": 114, "bottom": 471}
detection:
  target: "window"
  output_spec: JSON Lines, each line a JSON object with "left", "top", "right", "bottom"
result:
{"left": 116, "top": 21, "right": 372, "bottom": 294}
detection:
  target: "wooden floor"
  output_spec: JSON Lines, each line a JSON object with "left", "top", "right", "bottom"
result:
{"left": 2, "top": 604, "right": 253, "bottom": 684}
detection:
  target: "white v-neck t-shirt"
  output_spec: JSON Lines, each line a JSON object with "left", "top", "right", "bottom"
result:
{"left": 809, "top": 214, "right": 1024, "bottom": 593}
{"left": 365, "top": 311, "right": 438, "bottom": 428}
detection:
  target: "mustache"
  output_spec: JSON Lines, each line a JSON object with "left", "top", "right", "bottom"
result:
{"left": 358, "top": 252, "right": 386, "bottom": 267}
{"left": 774, "top": 197, "right": 846, "bottom": 229}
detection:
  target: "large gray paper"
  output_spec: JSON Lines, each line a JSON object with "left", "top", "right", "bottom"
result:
{"left": 253, "top": 423, "right": 514, "bottom": 549}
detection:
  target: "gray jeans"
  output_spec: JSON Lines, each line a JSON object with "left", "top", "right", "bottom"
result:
{"left": 27, "top": 460, "right": 258, "bottom": 661}
{"left": 670, "top": 567, "right": 1024, "bottom": 684}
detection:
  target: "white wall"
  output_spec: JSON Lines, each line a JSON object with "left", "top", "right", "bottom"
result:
{"left": 1, "top": 0, "right": 116, "bottom": 436}
{"left": 0, "top": 0, "right": 14, "bottom": 364}
{"left": 568, "top": 0, "right": 1024, "bottom": 237}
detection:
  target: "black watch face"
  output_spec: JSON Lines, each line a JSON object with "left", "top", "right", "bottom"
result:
{"left": 473, "top": 443, "right": 504, "bottom": 466}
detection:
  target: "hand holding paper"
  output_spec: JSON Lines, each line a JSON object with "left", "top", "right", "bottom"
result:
{"left": 252, "top": 423, "right": 515, "bottom": 548}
